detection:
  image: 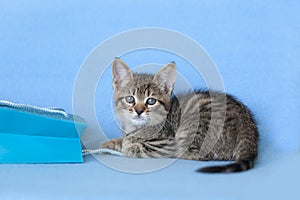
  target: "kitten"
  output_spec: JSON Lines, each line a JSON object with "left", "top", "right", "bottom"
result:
{"left": 101, "top": 58, "right": 259, "bottom": 173}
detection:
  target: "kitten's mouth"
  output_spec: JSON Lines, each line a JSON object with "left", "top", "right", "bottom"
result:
{"left": 131, "top": 115, "right": 148, "bottom": 126}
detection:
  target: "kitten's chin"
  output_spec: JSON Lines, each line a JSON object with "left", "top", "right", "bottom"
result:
{"left": 130, "top": 118, "right": 148, "bottom": 127}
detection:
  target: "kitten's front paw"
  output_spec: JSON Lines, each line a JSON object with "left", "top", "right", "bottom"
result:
{"left": 100, "top": 138, "right": 123, "bottom": 152}
{"left": 101, "top": 141, "right": 115, "bottom": 149}
{"left": 123, "top": 143, "right": 146, "bottom": 158}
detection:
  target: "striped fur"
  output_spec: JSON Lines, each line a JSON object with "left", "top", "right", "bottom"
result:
{"left": 101, "top": 58, "right": 259, "bottom": 173}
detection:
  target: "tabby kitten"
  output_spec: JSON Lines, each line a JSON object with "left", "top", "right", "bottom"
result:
{"left": 101, "top": 58, "right": 258, "bottom": 173}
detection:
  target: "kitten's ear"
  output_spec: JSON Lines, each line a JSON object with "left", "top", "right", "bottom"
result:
{"left": 153, "top": 62, "right": 176, "bottom": 95}
{"left": 112, "top": 58, "right": 133, "bottom": 89}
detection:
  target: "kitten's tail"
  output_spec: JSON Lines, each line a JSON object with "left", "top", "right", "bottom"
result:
{"left": 197, "top": 159, "right": 254, "bottom": 173}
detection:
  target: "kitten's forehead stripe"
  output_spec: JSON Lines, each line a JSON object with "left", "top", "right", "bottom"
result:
{"left": 149, "top": 90, "right": 154, "bottom": 96}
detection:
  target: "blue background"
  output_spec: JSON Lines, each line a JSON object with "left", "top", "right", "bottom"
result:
{"left": 0, "top": 0, "right": 299, "bottom": 199}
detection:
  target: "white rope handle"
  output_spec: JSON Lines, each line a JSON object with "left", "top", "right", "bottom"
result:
{"left": 82, "top": 148, "right": 124, "bottom": 156}
{"left": 0, "top": 100, "right": 68, "bottom": 117}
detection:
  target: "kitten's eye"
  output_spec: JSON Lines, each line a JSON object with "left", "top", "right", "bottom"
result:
{"left": 146, "top": 98, "right": 157, "bottom": 105}
{"left": 125, "top": 96, "right": 135, "bottom": 104}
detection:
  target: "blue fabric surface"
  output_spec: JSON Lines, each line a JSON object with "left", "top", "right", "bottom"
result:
{"left": 0, "top": 0, "right": 299, "bottom": 199}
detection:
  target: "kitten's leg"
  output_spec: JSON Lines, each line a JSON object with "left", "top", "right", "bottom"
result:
{"left": 175, "top": 124, "right": 205, "bottom": 160}
{"left": 121, "top": 141, "right": 145, "bottom": 158}
{"left": 122, "top": 136, "right": 176, "bottom": 158}
{"left": 100, "top": 138, "right": 123, "bottom": 152}
{"left": 176, "top": 135, "right": 206, "bottom": 160}
{"left": 175, "top": 126, "right": 219, "bottom": 161}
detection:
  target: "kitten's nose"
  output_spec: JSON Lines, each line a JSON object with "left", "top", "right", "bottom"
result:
{"left": 134, "top": 104, "right": 146, "bottom": 116}
{"left": 135, "top": 108, "right": 144, "bottom": 116}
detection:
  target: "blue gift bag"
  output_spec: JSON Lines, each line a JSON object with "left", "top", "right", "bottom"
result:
{"left": 0, "top": 100, "right": 87, "bottom": 163}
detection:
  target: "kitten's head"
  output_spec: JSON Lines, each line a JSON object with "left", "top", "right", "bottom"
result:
{"left": 112, "top": 58, "right": 176, "bottom": 132}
